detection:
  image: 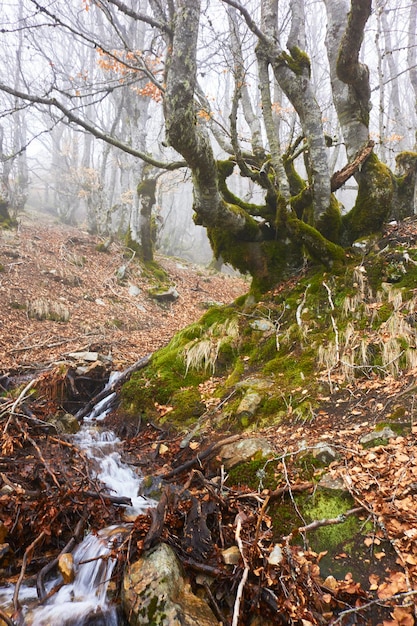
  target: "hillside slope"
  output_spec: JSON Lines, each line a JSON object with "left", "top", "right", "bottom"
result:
{"left": 0, "top": 211, "right": 248, "bottom": 373}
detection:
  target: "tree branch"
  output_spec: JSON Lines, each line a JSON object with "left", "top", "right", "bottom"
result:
{"left": 0, "top": 83, "right": 186, "bottom": 171}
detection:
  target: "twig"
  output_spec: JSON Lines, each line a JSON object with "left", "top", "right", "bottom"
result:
{"left": 331, "top": 590, "right": 417, "bottom": 625}
{"left": 0, "top": 608, "right": 14, "bottom": 626}
{"left": 283, "top": 506, "right": 364, "bottom": 542}
{"left": 232, "top": 512, "right": 250, "bottom": 626}
{"left": 161, "top": 434, "right": 244, "bottom": 479}
{"left": 296, "top": 284, "right": 310, "bottom": 327}
{"left": 24, "top": 427, "right": 61, "bottom": 489}
{"left": 3, "top": 379, "right": 36, "bottom": 434}
{"left": 13, "top": 532, "right": 46, "bottom": 612}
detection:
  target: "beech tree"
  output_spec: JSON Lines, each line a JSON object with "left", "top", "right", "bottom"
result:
{"left": 0, "top": 0, "right": 416, "bottom": 291}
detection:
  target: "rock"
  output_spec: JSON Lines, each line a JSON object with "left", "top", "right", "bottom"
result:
{"left": 236, "top": 391, "right": 262, "bottom": 418}
{"left": 151, "top": 287, "right": 180, "bottom": 302}
{"left": 311, "top": 442, "right": 340, "bottom": 465}
{"left": 249, "top": 319, "right": 276, "bottom": 332}
{"left": 359, "top": 426, "right": 397, "bottom": 446}
{"left": 219, "top": 437, "right": 274, "bottom": 469}
{"left": 58, "top": 553, "right": 75, "bottom": 584}
{"left": 318, "top": 474, "right": 346, "bottom": 490}
{"left": 122, "top": 543, "right": 218, "bottom": 625}
{"left": 48, "top": 412, "right": 80, "bottom": 434}
{"left": 128, "top": 284, "right": 141, "bottom": 297}
{"left": 67, "top": 351, "right": 100, "bottom": 362}
{"left": 221, "top": 546, "right": 241, "bottom": 565}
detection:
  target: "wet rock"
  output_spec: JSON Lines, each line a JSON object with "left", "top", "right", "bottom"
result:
{"left": 219, "top": 437, "right": 274, "bottom": 469}
{"left": 48, "top": 412, "right": 80, "bottom": 434}
{"left": 58, "top": 553, "right": 75, "bottom": 584}
{"left": 122, "top": 543, "right": 218, "bottom": 625}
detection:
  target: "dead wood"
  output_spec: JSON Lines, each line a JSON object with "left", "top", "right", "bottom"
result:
{"left": 161, "top": 433, "right": 244, "bottom": 479}
{"left": 82, "top": 490, "right": 133, "bottom": 506}
{"left": 330, "top": 139, "right": 374, "bottom": 192}
{"left": 143, "top": 486, "right": 171, "bottom": 550}
{"left": 74, "top": 353, "right": 152, "bottom": 421}
{"left": 0, "top": 608, "right": 15, "bottom": 626}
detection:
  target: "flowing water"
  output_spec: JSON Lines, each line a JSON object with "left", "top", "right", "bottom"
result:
{"left": 0, "top": 373, "right": 154, "bottom": 625}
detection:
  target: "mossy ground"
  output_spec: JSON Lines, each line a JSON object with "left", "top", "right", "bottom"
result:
{"left": 121, "top": 219, "right": 417, "bottom": 432}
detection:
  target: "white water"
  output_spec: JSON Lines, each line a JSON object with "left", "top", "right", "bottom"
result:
{"left": 0, "top": 372, "right": 154, "bottom": 625}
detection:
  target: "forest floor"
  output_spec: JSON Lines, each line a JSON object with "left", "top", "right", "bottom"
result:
{"left": 2, "top": 214, "right": 417, "bottom": 625}
{"left": 0, "top": 210, "right": 248, "bottom": 373}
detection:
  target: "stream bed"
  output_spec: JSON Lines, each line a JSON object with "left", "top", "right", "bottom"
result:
{"left": 0, "top": 374, "right": 154, "bottom": 625}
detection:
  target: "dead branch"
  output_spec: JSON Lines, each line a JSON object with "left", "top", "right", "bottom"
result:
{"left": 330, "top": 140, "right": 374, "bottom": 192}
{"left": 3, "top": 379, "right": 36, "bottom": 434}
{"left": 13, "top": 532, "right": 46, "bottom": 613}
{"left": 82, "top": 490, "right": 133, "bottom": 506}
{"left": 232, "top": 512, "right": 250, "bottom": 626}
{"left": 332, "top": 590, "right": 417, "bottom": 625}
{"left": 161, "top": 434, "right": 244, "bottom": 479}
{"left": 283, "top": 505, "right": 365, "bottom": 542}
{"left": 143, "top": 486, "right": 171, "bottom": 550}
{"left": 0, "top": 608, "right": 15, "bottom": 626}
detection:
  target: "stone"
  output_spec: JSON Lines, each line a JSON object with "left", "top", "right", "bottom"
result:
{"left": 236, "top": 391, "right": 262, "bottom": 417}
{"left": 128, "top": 284, "right": 141, "bottom": 297}
{"left": 151, "top": 287, "right": 180, "bottom": 302}
{"left": 219, "top": 437, "right": 274, "bottom": 469}
{"left": 221, "top": 546, "right": 241, "bottom": 565}
{"left": 318, "top": 474, "right": 346, "bottom": 490}
{"left": 359, "top": 426, "right": 397, "bottom": 446}
{"left": 122, "top": 543, "right": 218, "bottom": 625}
{"left": 67, "top": 351, "right": 99, "bottom": 362}
{"left": 249, "top": 319, "right": 276, "bottom": 332}
{"left": 58, "top": 553, "right": 75, "bottom": 584}
{"left": 48, "top": 413, "right": 80, "bottom": 434}
{"left": 311, "top": 442, "right": 340, "bottom": 465}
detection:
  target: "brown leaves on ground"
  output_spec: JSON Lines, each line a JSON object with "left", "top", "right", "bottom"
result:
{"left": 0, "top": 212, "right": 248, "bottom": 373}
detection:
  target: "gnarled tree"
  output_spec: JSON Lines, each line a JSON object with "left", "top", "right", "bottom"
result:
{"left": 0, "top": 0, "right": 416, "bottom": 290}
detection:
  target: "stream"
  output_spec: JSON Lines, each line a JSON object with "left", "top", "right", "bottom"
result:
{"left": 0, "top": 373, "right": 154, "bottom": 626}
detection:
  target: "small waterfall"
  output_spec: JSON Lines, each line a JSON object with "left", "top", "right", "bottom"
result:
{"left": 30, "top": 526, "right": 128, "bottom": 626}
{"left": 0, "top": 370, "right": 154, "bottom": 625}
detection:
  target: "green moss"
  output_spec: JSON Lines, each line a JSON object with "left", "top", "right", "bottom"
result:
{"left": 216, "top": 160, "right": 269, "bottom": 216}
{"left": 315, "top": 194, "right": 342, "bottom": 244}
{"left": 95, "top": 242, "right": 109, "bottom": 253}
{"left": 227, "top": 457, "right": 279, "bottom": 490}
{"left": 165, "top": 387, "right": 206, "bottom": 426}
{"left": 280, "top": 46, "right": 311, "bottom": 77}
{"left": 342, "top": 153, "right": 394, "bottom": 244}
{"left": 121, "top": 305, "right": 242, "bottom": 426}
{"left": 287, "top": 217, "right": 345, "bottom": 271}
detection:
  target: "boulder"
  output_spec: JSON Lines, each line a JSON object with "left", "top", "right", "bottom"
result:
{"left": 122, "top": 543, "right": 218, "bottom": 626}
{"left": 359, "top": 426, "right": 397, "bottom": 446}
{"left": 236, "top": 391, "right": 262, "bottom": 418}
{"left": 219, "top": 437, "right": 274, "bottom": 469}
